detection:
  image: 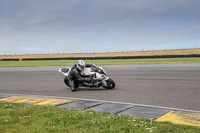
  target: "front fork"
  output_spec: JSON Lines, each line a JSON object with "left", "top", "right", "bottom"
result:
{"left": 101, "top": 76, "right": 109, "bottom": 87}
{"left": 101, "top": 80, "right": 107, "bottom": 87}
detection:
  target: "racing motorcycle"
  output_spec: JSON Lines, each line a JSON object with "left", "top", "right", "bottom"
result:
{"left": 59, "top": 64, "right": 115, "bottom": 91}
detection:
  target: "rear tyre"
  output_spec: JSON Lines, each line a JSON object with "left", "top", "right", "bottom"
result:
{"left": 104, "top": 78, "right": 115, "bottom": 89}
{"left": 64, "top": 76, "right": 71, "bottom": 87}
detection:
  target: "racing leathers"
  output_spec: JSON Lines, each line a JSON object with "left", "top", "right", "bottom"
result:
{"left": 68, "top": 64, "right": 93, "bottom": 91}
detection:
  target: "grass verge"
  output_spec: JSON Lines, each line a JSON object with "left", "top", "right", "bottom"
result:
{"left": 0, "top": 102, "right": 199, "bottom": 133}
{"left": 0, "top": 57, "right": 200, "bottom": 67}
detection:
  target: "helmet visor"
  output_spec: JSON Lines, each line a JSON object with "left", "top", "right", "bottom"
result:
{"left": 78, "top": 64, "right": 84, "bottom": 70}
{"left": 80, "top": 66, "right": 84, "bottom": 69}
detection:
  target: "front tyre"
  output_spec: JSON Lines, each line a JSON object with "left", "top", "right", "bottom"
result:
{"left": 104, "top": 78, "right": 115, "bottom": 89}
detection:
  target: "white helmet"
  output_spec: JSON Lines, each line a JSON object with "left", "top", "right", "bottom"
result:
{"left": 77, "top": 60, "right": 86, "bottom": 71}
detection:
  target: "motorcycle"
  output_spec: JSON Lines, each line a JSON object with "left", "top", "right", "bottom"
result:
{"left": 58, "top": 64, "right": 115, "bottom": 91}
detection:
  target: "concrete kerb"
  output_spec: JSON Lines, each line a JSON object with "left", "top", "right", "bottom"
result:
{"left": 0, "top": 93, "right": 200, "bottom": 127}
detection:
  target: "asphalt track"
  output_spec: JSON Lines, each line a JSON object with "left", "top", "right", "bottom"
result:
{"left": 0, "top": 64, "right": 200, "bottom": 111}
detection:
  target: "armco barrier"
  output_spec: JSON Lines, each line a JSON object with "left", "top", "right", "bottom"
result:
{"left": 2, "top": 54, "right": 200, "bottom": 61}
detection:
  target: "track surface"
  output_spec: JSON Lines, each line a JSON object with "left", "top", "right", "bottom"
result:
{"left": 0, "top": 64, "right": 200, "bottom": 111}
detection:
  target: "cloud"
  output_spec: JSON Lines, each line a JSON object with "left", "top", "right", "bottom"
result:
{"left": 0, "top": 0, "right": 200, "bottom": 54}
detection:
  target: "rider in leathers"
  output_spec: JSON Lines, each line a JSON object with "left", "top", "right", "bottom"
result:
{"left": 68, "top": 60, "right": 94, "bottom": 92}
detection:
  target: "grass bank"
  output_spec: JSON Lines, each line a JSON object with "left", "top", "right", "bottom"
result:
{"left": 0, "top": 57, "right": 200, "bottom": 67}
{"left": 0, "top": 102, "right": 199, "bottom": 133}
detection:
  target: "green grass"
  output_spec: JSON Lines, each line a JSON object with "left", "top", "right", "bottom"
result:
{"left": 0, "top": 102, "right": 199, "bottom": 133}
{"left": 0, "top": 57, "right": 200, "bottom": 67}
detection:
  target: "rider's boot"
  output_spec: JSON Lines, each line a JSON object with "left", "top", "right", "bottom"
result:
{"left": 71, "top": 80, "right": 76, "bottom": 92}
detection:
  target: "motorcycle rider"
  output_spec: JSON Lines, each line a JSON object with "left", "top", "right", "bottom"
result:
{"left": 68, "top": 60, "right": 94, "bottom": 92}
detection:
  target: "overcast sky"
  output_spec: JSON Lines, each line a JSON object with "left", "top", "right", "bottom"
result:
{"left": 0, "top": 0, "right": 200, "bottom": 54}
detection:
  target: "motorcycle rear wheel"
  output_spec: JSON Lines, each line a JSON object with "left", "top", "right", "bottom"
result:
{"left": 64, "top": 76, "right": 71, "bottom": 87}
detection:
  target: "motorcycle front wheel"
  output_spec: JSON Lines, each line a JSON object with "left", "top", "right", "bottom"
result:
{"left": 103, "top": 78, "right": 115, "bottom": 89}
